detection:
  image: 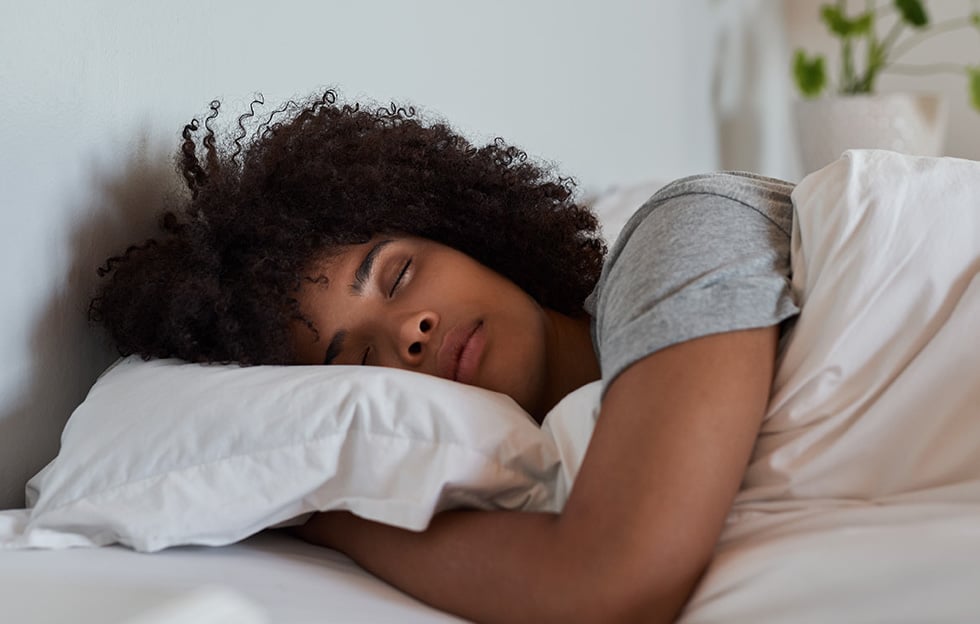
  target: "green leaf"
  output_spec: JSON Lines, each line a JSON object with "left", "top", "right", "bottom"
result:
{"left": 969, "top": 66, "right": 980, "bottom": 112}
{"left": 851, "top": 13, "right": 873, "bottom": 36}
{"left": 894, "top": 0, "right": 929, "bottom": 28}
{"left": 821, "top": 5, "right": 873, "bottom": 36}
{"left": 794, "top": 50, "right": 827, "bottom": 98}
{"left": 821, "top": 5, "right": 852, "bottom": 36}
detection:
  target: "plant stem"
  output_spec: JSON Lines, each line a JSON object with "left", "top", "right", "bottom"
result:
{"left": 842, "top": 37, "right": 857, "bottom": 92}
{"left": 838, "top": 0, "right": 857, "bottom": 94}
{"left": 890, "top": 17, "right": 975, "bottom": 60}
{"left": 880, "top": 16, "right": 906, "bottom": 56}
{"left": 859, "top": 9, "right": 883, "bottom": 93}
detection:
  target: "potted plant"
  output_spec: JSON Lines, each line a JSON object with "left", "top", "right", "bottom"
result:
{"left": 792, "top": 0, "right": 980, "bottom": 173}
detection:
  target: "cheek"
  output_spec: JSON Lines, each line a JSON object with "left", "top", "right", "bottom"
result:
{"left": 484, "top": 296, "right": 549, "bottom": 411}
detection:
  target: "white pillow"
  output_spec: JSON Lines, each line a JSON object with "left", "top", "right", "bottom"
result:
{"left": 679, "top": 150, "right": 980, "bottom": 623}
{"left": 13, "top": 357, "right": 569, "bottom": 552}
{"left": 540, "top": 381, "right": 601, "bottom": 503}
{"left": 738, "top": 148, "right": 980, "bottom": 504}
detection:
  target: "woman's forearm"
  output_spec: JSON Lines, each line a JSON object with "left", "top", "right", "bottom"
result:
{"left": 296, "top": 509, "right": 686, "bottom": 624}
{"left": 301, "top": 511, "right": 558, "bottom": 620}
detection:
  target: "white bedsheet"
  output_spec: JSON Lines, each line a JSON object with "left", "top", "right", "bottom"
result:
{"left": 5, "top": 504, "right": 980, "bottom": 623}
{"left": 682, "top": 501, "right": 980, "bottom": 622}
{"left": 0, "top": 529, "right": 461, "bottom": 623}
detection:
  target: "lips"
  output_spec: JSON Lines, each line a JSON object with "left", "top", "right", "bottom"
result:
{"left": 454, "top": 322, "right": 485, "bottom": 385}
{"left": 436, "top": 321, "right": 484, "bottom": 383}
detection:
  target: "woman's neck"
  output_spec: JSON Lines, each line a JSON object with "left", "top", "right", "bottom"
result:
{"left": 539, "top": 310, "right": 600, "bottom": 420}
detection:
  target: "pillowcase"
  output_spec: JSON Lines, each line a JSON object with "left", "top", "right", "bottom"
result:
{"left": 14, "top": 357, "right": 570, "bottom": 552}
{"left": 736, "top": 148, "right": 980, "bottom": 505}
{"left": 679, "top": 149, "right": 980, "bottom": 624}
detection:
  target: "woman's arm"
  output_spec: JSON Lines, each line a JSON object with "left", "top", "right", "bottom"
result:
{"left": 295, "top": 326, "right": 778, "bottom": 623}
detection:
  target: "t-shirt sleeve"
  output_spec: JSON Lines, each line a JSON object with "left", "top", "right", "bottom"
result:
{"left": 584, "top": 172, "right": 800, "bottom": 392}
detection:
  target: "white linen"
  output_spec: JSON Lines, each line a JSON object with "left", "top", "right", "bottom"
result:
{"left": 540, "top": 382, "right": 601, "bottom": 503}
{"left": 6, "top": 358, "right": 562, "bottom": 552}
{"left": 0, "top": 531, "right": 461, "bottom": 623}
{"left": 679, "top": 149, "right": 980, "bottom": 621}
{"left": 741, "top": 148, "right": 980, "bottom": 504}
{"left": 2, "top": 580, "right": 267, "bottom": 624}
{"left": 682, "top": 502, "right": 980, "bottom": 623}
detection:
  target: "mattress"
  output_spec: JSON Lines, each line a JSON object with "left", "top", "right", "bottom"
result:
{"left": 0, "top": 530, "right": 462, "bottom": 623}
{"left": 680, "top": 501, "right": 980, "bottom": 623}
{"left": 8, "top": 504, "right": 980, "bottom": 623}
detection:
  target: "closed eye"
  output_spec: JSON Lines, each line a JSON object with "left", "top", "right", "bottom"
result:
{"left": 388, "top": 258, "right": 412, "bottom": 297}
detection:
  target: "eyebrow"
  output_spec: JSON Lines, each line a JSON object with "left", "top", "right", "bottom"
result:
{"left": 322, "top": 330, "right": 347, "bottom": 365}
{"left": 351, "top": 239, "right": 394, "bottom": 295}
{"left": 322, "top": 239, "right": 394, "bottom": 365}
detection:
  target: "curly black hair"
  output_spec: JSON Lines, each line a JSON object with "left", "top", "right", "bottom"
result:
{"left": 90, "top": 89, "right": 607, "bottom": 365}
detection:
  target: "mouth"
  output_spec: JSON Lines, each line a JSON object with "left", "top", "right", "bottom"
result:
{"left": 437, "top": 321, "right": 484, "bottom": 384}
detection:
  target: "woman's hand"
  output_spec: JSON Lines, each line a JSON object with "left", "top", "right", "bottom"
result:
{"left": 296, "top": 327, "right": 778, "bottom": 623}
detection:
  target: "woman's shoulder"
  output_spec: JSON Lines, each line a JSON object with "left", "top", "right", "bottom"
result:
{"left": 585, "top": 170, "right": 800, "bottom": 389}
{"left": 652, "top": 171, "right": 794, "bottom": 199}
{"left": 640, "top": 171, "right": 795, "bottom": 236}
{"left": 600, "top": 171, "right": 795, "bottom": 265}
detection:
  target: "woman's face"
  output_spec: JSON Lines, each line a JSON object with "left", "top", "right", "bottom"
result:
{"left": 292, "top": 235, "right": 552, "bottom": 415}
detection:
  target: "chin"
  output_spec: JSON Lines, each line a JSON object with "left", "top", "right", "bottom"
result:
{"left": 501, "top": 374, "right": 546, "bottom": 421}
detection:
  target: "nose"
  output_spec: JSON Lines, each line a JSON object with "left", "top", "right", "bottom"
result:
{"left": 398, "top": 311, "right": 438, "bottom": 364}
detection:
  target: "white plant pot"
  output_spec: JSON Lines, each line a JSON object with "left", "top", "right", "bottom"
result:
{"left": 794, "top": 93, "right": 948, "bottom": 174}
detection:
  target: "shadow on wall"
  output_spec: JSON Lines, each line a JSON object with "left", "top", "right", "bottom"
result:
{"left": 711, "top": 0, "right": 801, "bottom": 181}
{"left": 0, "top": 132, "right": 183, "bottom": 508}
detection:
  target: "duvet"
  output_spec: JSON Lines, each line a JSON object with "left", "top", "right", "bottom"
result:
{"left": 553, "top": 149, "right": 980, "bottom": 622}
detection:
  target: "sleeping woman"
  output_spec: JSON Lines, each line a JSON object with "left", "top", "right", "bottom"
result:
{"left": 91, "top": 89, "right": 798, "bottom": 623}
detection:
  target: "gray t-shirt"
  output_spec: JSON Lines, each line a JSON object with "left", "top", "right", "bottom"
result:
{"left": 583, "top": 172, "right": 799, "bottom": 391}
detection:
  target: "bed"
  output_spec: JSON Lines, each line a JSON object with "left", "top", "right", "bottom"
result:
{"left": 4, "top": 505, "right": 980, "bottom": 623}
{"left": 2, "top": 149, "right": 980, "bottom": 623}
{"left": 0, "top": 531, "right": 463, "bottom": 623}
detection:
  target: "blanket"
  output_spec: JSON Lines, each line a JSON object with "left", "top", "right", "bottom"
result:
{"left": 554, "top": 149, "right": 980, "bottom": 622}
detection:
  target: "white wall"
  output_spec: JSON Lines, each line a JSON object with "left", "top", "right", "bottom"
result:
{"left": 0, "top": 0, "right": 722, "bottom": 508}
{"left": 784, "top": 0, "right": 980, "bottom": 163}
{"left": 712, "top": 0, "right": 800, "bottom": 179}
